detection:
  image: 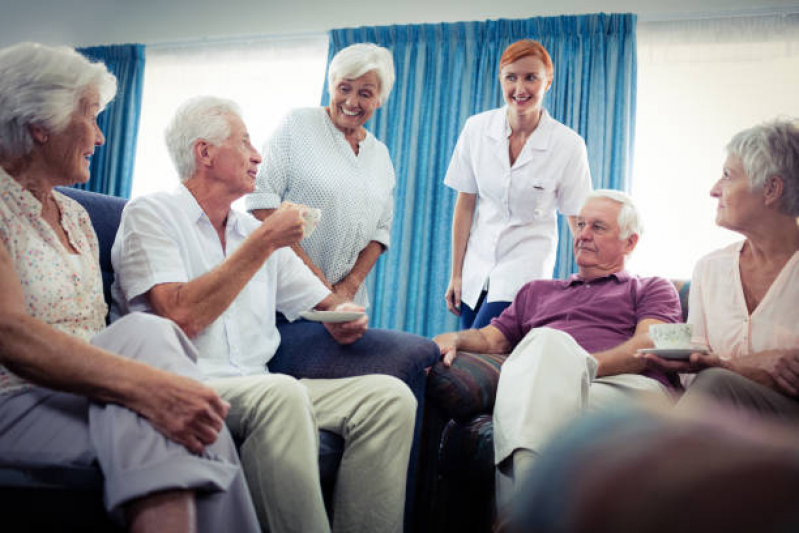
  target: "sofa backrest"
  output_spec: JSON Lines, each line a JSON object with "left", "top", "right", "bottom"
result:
{"left": 55, "top": 187, "right": 127, "bottom": 319}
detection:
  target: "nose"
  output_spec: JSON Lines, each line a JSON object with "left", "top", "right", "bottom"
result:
{"left": 95, "top": 123, "right": 105, "bottom": 147}
{"left": 710, "top": 177, "right": 722, "bottom": 198}
{"left": 251, "top": 147, "right": 262, "bottom": 165}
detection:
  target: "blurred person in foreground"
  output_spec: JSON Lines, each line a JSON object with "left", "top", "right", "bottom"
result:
{"left": 0, "top": 43, "right": 259, "bottom": 532}
{"left": 111, "top": 96, "right": 417, "bottom": 533}
{"left": 641, "top": 118, "right": 799, "bottom": 423}
{"left": 434, "top": 189, "right": 682, "bottom": 509}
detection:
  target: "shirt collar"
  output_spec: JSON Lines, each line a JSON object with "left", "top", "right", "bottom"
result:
{"left": 489, "top": 107, "right": 553, "bottom": 151}
{"left": 564, "top": 269, "right": 631, "bottom": 287}
{"left": 176, "top": 184, "right": 249, "bottom": 237}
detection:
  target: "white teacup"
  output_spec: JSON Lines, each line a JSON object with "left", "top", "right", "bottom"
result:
{"left": 301, "top": 207, "right": 321, "bottom": 238}
{"left": 649, "top": 323, "right": 693, "bottom": 349}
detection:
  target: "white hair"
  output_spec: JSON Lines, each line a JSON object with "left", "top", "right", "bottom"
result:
{"left": 726, "top": 117, "right": 799, "bottom": 216}
{"left": 585, "top": 189, "right": 643, "bottom": 240}
{"left": 328, "top": 43, "right": 395, "bottom": 105}
{"left": 165, "top": 96, "right": 242, "bottom": 181}
{"left": 0, "top": 42, "right": 117, "bottom": 160}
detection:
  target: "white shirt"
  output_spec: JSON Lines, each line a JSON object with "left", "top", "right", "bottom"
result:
{"left": 110, "top": 185, "right": 330, "bottom": 379}
{"left": 245, "top": 107, "right": 395, "bottom": 307}
{"left": 444, "top": 107, "right": 592, "bottom": 308}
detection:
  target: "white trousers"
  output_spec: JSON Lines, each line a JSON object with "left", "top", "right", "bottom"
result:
{"left": 208, "top": 373, "right": 416, "bottom": 533}
{"left": 493, "top": 327, "right": 670, "bottom": 465}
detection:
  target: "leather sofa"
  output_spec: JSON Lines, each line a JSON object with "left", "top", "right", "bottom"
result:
{"left": 0, "top": 186, "right": 439, "bottom": 531}
{"left": 416, "top": 280, "right": 692, "bottom": 532}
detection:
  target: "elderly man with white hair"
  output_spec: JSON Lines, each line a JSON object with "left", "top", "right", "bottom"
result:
{"left": 434, "top": 190, "right": 683, "bottom": 505}
{"left": 111, "top": 95, "right": 416, "bottom": 533}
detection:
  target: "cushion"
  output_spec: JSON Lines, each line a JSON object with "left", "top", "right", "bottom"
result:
{"left": 426, "top": 351, "right": 507, "bottom": 423}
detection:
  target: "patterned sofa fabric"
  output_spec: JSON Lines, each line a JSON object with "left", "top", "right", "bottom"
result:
{"left": 427, "top": 351, "right": 508, "bottom": 423}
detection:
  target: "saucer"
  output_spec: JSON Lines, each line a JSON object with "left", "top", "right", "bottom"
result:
{"left": 299, "top": 310, "right": 366, "bottom": 323}
{"left": 637, "top": 347, "right": 708, "bottom": 360}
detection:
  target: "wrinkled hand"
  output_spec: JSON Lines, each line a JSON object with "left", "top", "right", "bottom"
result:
{"left": 333, "top": 279, "right": 358, "bottom": 302}
{"left": 434, "top": 332, "right": 459, "bottom": 367}
{"left": 771, "top": 350, "right": 799, "bottom": 397}
{"left": 258, "top": 201, "right": 305, "bottom": 249}
{"left": 324, "top": 302, "right": 368, "bottom": 345}
{"left": 444, "top": 277, "right": 462, "bottom": 316}
{"left": 637, "top": 351, "right": 722, "bottom": 375}
{"left": 133, "top": 372, "right": 229, "bottom": 455}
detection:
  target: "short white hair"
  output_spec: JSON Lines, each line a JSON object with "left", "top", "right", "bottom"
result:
{"left": 585, "top": 189, "right": 643, "bottom": 240}
{"left": 328, "top": 43, "right": 395, "bottom": 105}
{"left": 726, "top": 117, "right": 799, "bottom": 216}
{"left": 165, "top": 96, "right": 242, "bottom": 181}
{"left": 0, "top": 42, "right": 117, "bottom": 160}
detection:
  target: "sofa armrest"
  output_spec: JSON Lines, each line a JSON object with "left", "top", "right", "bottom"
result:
{"left": 426, "top": 351, "right": 507, "bottom": 423}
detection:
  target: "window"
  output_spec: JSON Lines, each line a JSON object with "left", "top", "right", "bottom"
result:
{"left": 628, "top": 14, "right": 799, "bottom": 279}
{"left": 131, "top": 34, "right": 329, "bottom": 210}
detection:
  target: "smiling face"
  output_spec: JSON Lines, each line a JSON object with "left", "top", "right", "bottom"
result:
{"left": 573, "top": 197, "right": 637, "bottom": 278}
{"left": 40, "top": 86, "right": 105, "bottom": 186}
{"left": 499, "top": 55, "right": 551, "bottom": 118}
{"left": 327, "top": 70, "right": 382, "bottom": 134}
{"left": 208, "top": 114, "right": 262, "bottom": 198}
{"left": 710, "top": 153, "right": 765, "bottom": 233}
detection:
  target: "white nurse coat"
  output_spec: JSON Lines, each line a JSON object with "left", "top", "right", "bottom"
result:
{"left": 444, "top": 107, "right": 592, "bottom": 309}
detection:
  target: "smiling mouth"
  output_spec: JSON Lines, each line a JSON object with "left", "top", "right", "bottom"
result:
{"left": 340, "top": 106, "right": 361, "bottom": 117}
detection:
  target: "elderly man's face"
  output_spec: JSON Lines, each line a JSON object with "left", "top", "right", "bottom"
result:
{"left": 208, "top": 114, "right": 262, "bottom": 197}
{"left": 573, "top": 197, "right": 636, "bottom": 277}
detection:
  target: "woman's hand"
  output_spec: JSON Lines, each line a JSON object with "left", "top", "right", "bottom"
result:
{"left": 132, "top": 372, "right": 230, "bottom": 455}
{"left": 771, "top": 350, "right": 799, "bottom": 397}
{"left": 445, "top": 277, "right": 463, "bottom": 316}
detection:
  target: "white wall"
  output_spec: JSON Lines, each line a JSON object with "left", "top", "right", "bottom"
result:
{"left": 1, "top": 0, "right": 797, "bottom": 47}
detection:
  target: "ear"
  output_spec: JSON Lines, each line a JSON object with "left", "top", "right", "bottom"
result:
{"left": 623, "top": 233, "right": 639, "bottom": 255}
{"left": 763, "top": 175, "right": 784, "bottom": 208}
{"left": 28, "top": 124, "right": 50, "bottom": 144}
{"left": 194, "top": 139, "right": 215, "bottom": 170}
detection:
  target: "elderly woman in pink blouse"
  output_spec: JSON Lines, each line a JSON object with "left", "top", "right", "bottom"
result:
{"left": 0, "top": 43, "right": 258, "bottom": 532}
{"left": 642, "top": 118, "right": 799, "bottom": 422}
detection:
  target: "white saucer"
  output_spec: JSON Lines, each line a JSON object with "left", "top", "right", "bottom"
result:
{"left": 637, "top": 347, "right": 708, "bottom": 360}
{"left": 299, "top": 310, "right": 366, "bottom": 323}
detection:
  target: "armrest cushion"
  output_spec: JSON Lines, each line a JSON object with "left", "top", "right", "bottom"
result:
{"left": 426, "top": 351, "right": 507, "bottom": 423}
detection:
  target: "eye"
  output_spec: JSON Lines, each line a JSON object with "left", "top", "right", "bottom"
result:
{"left": 526, "top": 74, "right": 539, "bottom": 81}
{"left": 506, "top": 74, "right": 517, "bottom": 82}
{"left": 576, "top": 220, "right": 586, "bottom": 228}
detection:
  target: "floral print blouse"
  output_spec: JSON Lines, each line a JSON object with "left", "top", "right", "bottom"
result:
{"left": 0, "top": 169, "right": 107, "bottom": 395}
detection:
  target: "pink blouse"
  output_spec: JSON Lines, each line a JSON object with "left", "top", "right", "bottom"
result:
{"left": 0, "top": 169, "right": 107, "bottom": 395}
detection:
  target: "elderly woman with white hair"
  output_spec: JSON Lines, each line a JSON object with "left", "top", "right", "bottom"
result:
{"left": 247, "top": 43, "right": 395, "bottom": 307}
{"left": 0, "top": 43, "right": 259, "bottom": 532}
{"left": 642, "top": 118, "right": 799, "bottom": 422}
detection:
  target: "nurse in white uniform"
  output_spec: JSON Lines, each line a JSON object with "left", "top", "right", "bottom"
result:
{"left": 443, "top": 39, "right": 593, "bottom": 329}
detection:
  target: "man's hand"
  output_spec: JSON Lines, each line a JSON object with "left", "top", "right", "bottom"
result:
{"left": 256, "top": 201, "right": 305, "bottom": 250}
{"left": 771, "top": 350, "right": 799, "bottom": 397}
{"left": 132, "top": 371, "right": 229, "bottom": 455}
{"left": 638, "top": 351, "right": 723, "bottom": 375}
{"left": 434, "top": 332, "right": 459, "bottom": 367}
{"left": 323, "top": 302, "right": 368, "bottom": 345}
{"left": 444, "top": 277, "right": 462, "bottom": 316}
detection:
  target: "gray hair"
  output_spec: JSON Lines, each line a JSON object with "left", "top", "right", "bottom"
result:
{"left": 165, "top": 96, "right": 242, "bottom": 181}
{"left": 328, "top": 43, "right": 395, "bottom": 105}
{"left": 585, "top": 189, "right": 643, "bottom": 240}
{"left": 726, "top": 117, "right": 799, "bottom": 216}
{"left": 0, "top": 42, "right": 117, "bottom": 160}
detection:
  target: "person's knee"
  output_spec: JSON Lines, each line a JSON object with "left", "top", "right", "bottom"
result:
{"left": 365, "top": 375, "right": 417, "bottom": 428}
{"left": 688, "top": 367, "right": 742, "bottom": 398}
{"left": 251, "top": 374, "right": 312, "bottom": 416}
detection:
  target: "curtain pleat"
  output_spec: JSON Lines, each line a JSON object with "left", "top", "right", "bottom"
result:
{"left": 326, "top": 14, "right": 637, "bottom": 336}
{"left": 76, "top": 44, "right": 145, "bottom": 198}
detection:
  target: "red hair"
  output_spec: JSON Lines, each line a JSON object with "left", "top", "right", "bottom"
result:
{"left": 499, "top": 39, "right": 554, "bottom": 81}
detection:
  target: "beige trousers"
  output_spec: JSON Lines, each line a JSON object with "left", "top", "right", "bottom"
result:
{"left": 208, "top": 373, "right": 416, "bottom": 533}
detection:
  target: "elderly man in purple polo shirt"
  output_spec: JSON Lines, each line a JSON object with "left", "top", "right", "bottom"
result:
{"left": 434, "top": 189, "right": 682, "bottom": 506}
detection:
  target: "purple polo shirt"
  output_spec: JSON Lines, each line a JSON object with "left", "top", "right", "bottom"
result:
{"left": 491, "top": 271, "right": 682, "bottom": 386}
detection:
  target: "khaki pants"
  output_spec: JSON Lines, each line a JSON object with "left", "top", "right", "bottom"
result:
{"left": 208, "top": 373, "right": 416, "bottom": 533}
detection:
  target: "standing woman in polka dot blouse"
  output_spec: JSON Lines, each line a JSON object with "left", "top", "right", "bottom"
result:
{"left": 248, "top": 43, "right": 395, "bottom": 308}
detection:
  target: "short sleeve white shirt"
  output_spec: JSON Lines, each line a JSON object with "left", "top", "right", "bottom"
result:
{"left": 110, "top": 185, "right": 330, "bottom": 379}
{"left": 245, "top": 107, "right": 395, "bottom": 307}
{"left": 444, "top": 107, "right": 592, "bottom": 308}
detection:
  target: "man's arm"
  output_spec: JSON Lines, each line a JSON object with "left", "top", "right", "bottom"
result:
{"left": 434, "top": 325, "right": 513, "bottom": 367}
{"left": 148, "top": 204, "right": 304, "bottom": 337}
{"left": 592, "top": 318, "right": 663, "bottom": 377}
{"left": 252, "top": 208, "right": 332, "bottom": 289}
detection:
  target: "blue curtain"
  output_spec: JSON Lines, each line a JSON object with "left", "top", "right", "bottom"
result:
{"left": 325, "top": 14, "right": 637, "bottom": 336}
{"left": 76, "top": 44, "right": 145, "bottom": 198}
